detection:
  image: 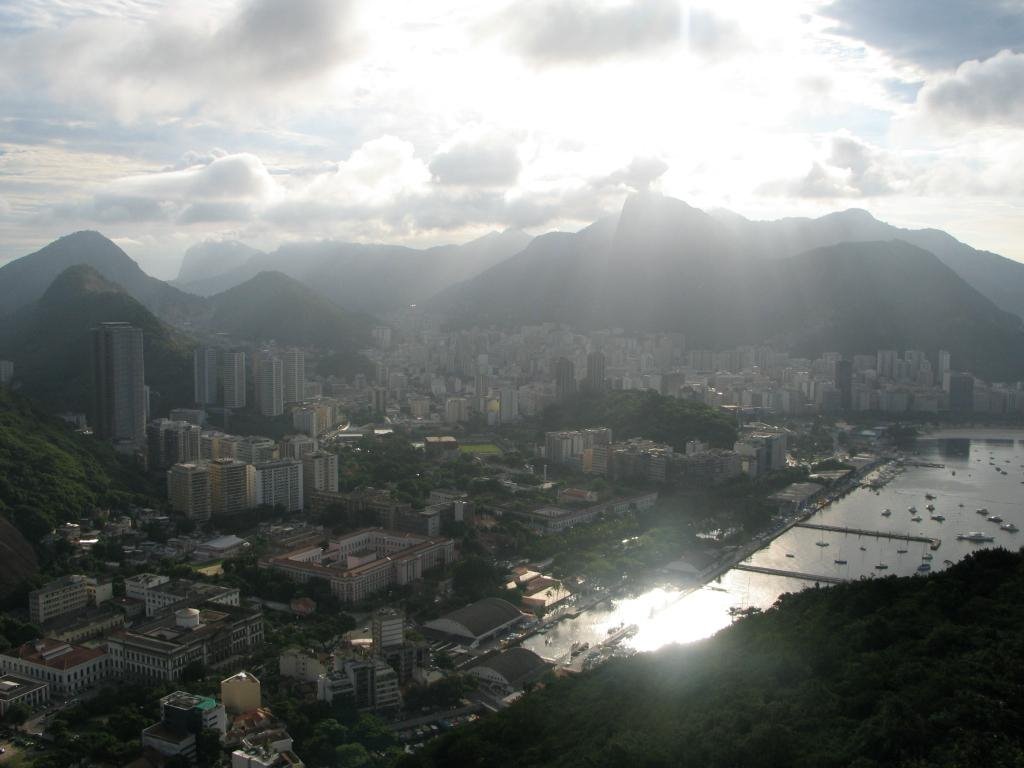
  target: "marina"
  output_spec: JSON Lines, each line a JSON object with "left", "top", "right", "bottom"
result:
{"left": 525, "top": 432, "right": 1024, "bottom": 664}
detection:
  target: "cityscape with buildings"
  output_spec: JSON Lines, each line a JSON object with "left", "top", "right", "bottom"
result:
{"left": 3, "top": 1, "right": 1024, "bottom": 765}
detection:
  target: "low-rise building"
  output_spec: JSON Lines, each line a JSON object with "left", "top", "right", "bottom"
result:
{"left": 260, "top": 528, "right": 455, "bottom": 604}
{"left": 0, "top": 674, "right": 49, "bottom": 715}
{"left": 468, "top": 647, "right": 551, "bottom": 694}
{"left": 278, "top": 648, "right": 329, "bottom": 683}
{"left": 28, "top": 575, "right": 89, "bottom": 624}
{"left": 107, "top": 603, "right": 264, "bottom": 683}
{"left": 40, "top": 603, "right": 125, "bottom": 644}
{"left": 0, "top": 639, "right": 110, "bottom": 697}
{"left": 317, "top": 656, "right": 400, "bottom": 713}
{"left": 423, "top": 597, "right": 528, "bottom": 647}
{"left": 125, "top": 573, "right": 240, "bottom": 617}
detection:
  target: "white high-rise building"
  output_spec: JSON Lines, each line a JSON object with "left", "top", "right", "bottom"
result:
{"left": 222, "top": 351, "right": 247, "bottom": 409}
{"left": 938, "top": 350, "right": 951, "bottom": 384}
{"left": 255, "top": 459, "right": 303, "bottom": 512}
{"left": 283, "top": 349, "right": 306, "bottom": 405}
{"left": 193, "top": 347, "right": 219, "bottom": 405}
{"left": 292, "top": 407, "right": 319, "bottom": 437}
{"left": 257, "top": 357, "right": 284, "bottom": 416}
{"left": 302, "top": 451, "right": 338, "bottom": 504}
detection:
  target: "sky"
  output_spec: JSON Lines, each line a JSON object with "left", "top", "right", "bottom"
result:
{"left": 0, "top": 0, "right": 1022, "bottom": 279}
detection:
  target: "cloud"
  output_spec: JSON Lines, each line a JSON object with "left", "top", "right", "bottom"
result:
{"left": 918, "top": 50, "right": 1024, "bottom": 128}
{"left": 763, "top": 136, "right": 898, "bottom": 198}
{"left": 429, "top": 137, "right": 522, "bottom": 186}
{"left": 493, "top": 0, "right": 681, "bottom": 65}
{"left": 3, "top": 0, "right": 361, "bottom": 121}
{"left": 683, "top": 9, "right": 746, "bottom": 60}
{"left": 822, "top": 0, "right": 1024, "bottom": 70}
{"left": 598, "top": 156, "right": 669, "bottom": 191}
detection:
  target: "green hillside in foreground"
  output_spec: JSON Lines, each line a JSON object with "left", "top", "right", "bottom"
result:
{"left": 406, "top": 548, "right": 1024, "bottom": 768}
{"left": 0, "top": 388, "right": 159, "bottom": 554}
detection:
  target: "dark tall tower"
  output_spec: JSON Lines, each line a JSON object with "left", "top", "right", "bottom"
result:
{"left": 585, "top": 351, "right": 606, "bottom": 394}
{"left": 554, "top": 357, "right": 576, "bottom": 402}
{"left": 92, "top": 322, "right": 146, "bottom": 448}
{"left": 835, "top": 359, "right": 853, "bottom": 411}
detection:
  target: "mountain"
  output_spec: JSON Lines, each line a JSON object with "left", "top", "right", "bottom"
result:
{"left": 439, "top": 195, "right": 1024, "bottom": 380}
{"left": 175, "top": 239, "right": 264, "bottom": 286}
{"left": 179, "top": 229, "right": 534, "bottom": 311}
{"left": 207, "top": 271, "right": 373, "bottom": 361}
{"left": 0, "top": 231, "right": 206, "bottom": 326}
{"left": 0, "top": 386, "right": 160, "bottom": 569}
{"left": 408, "top": 548, "right": 1024, "bottom": 768}
{"left": 710, "top": 207, "right": 1024, "bottom": 320}
{"left": 0, "top": 265, "right": 195, "bottom": 416}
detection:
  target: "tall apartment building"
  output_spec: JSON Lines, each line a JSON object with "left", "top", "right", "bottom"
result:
{"left": 147, "top": 419, "right": 202, "bottom": 469}
{"left": 257, "top": 357, "right": 284, "bottom": 417}
{"left": 255, "top": 459, "right": 304, "bottom": 512}
{"left": 302, "top": 451, "right": 338, "bottom": 504}
{"left": 317, "top": 656, "right": 400, "bottom": 713}
{"left": 554, "top": 357, "right": 576, "bottom": 402}
{"left": 444, "top": 396, "right": 470, "bottom": 424}
{"left": 193, "top": 347, "right": 219, "bottom": 406}
{"left": 92, "top": 322, "right": 146, "bottom": 449}
{"left": 167, "top": 463, "right": 212, "bottom": 521}
{"left": 236, "top": 435, "right": 277, "bottom": 464}
{"left": 279, "top": 434, "right": 318, "bottom": 460}
{"left": 221, "top": 351, "right": 247, "bottom": 409}
{"left": 283, "top": 349, "right": 306, "bottom": 405}
{"left": 292, "top": 407, "right": 319, "bottom": 437}
{"left": 28, "top": 575, "right": 89, "bottom": 624}
{"left": 209, "top": 458, "right": 256, "bottom": 516}
{"left": 585, "top": 351, "right": 606, "bottom": 393}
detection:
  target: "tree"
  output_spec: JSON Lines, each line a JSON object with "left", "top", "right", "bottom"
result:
{"left": 1, "top": 702, "right": 29, "bottom": 725}
{"left": 196, "top": 727, "right": 224, "bottom": 768}
{"left": 333, "top": 743, "right": 372, "bottom": 768}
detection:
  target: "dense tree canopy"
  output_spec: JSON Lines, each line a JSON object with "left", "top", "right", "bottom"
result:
{"left": 406, "top": 548, "right": 1024, "bottom": 768}
{"left": 543, "top": 390, "right": 737, "bottom": 450}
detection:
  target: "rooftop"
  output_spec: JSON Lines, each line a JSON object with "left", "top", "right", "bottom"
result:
{"left": 431, "top": 597, "right": 525, "bottom": 638}
{"left": 9, "top": 639, "right": 106, "bottom": 670}
{"left": 471, "top": 647, "right": 550, "bottom": 685}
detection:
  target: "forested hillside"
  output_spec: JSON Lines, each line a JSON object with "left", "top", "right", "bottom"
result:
{"left": 0, "top": 388, "right": 159, "bottom": 553}
{"left": 407, "top": 548, "right": 1024, "bottom": 768}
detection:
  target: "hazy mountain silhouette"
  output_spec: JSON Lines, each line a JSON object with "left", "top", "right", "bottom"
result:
{"left": 709, "top": 207, "right": 1024, "bottom": 319}
{"left": 207, "top": 271, "right": 374, "bottom": 355}
{"left": 180, "top": 228, "right": 533, "bottom": 311}
{"left": 0, "top": 265, "right": 194, "bottom": 415}
{"left": 0, "top": 231, "right": 205, "bottom": 325}
{"left": 174, "top": 239, "right": 264, "bottom": 286}
{"left": 439, "top": 194, "right": 1024, "bottom": 380}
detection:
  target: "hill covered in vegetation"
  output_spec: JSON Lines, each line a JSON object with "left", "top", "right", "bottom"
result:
{"left": 0, "top": 388, "right": 159, "bottom": 561}
{"left": 407, "top": 548, "right": 1024, "bottom": 768}
{"left": 0, "top": 264, "right": 195, "bottom": 416}
{"left": 542, "top": 389, "right": 738, "bottom": 450}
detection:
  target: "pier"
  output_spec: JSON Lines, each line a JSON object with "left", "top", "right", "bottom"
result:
{"left": 733, "top": 564, "right": 847, "bottom": 585}
{"left": 795, "top": 523, "right": 941, "bottom": 549}
{"left": 906, "top": 461, "right": 945, "bottom": 468}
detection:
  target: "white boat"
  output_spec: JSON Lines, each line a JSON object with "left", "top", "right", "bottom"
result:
{"left": 957, "top": 532, "right": 995, "bottom": 542}
{"left": 925, "top": 504, "right": 935, "bottom": 512}
{"left": 977, "top": 508, "right": 989, "bottom": 515}
{"left": 881, "top": 509, "right": 892, "bottom": 517}
{"left": 911, "top": 516, "right": 922, "bottom": 522}
{"left": 908, "top": 506, "right": 918, "bottom": 513}
{"left": 987, "top": 515, "right": 1004, "bottom": 523}
{"left": 1001, "top": 523, "right": 1019, "bottom": 533}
